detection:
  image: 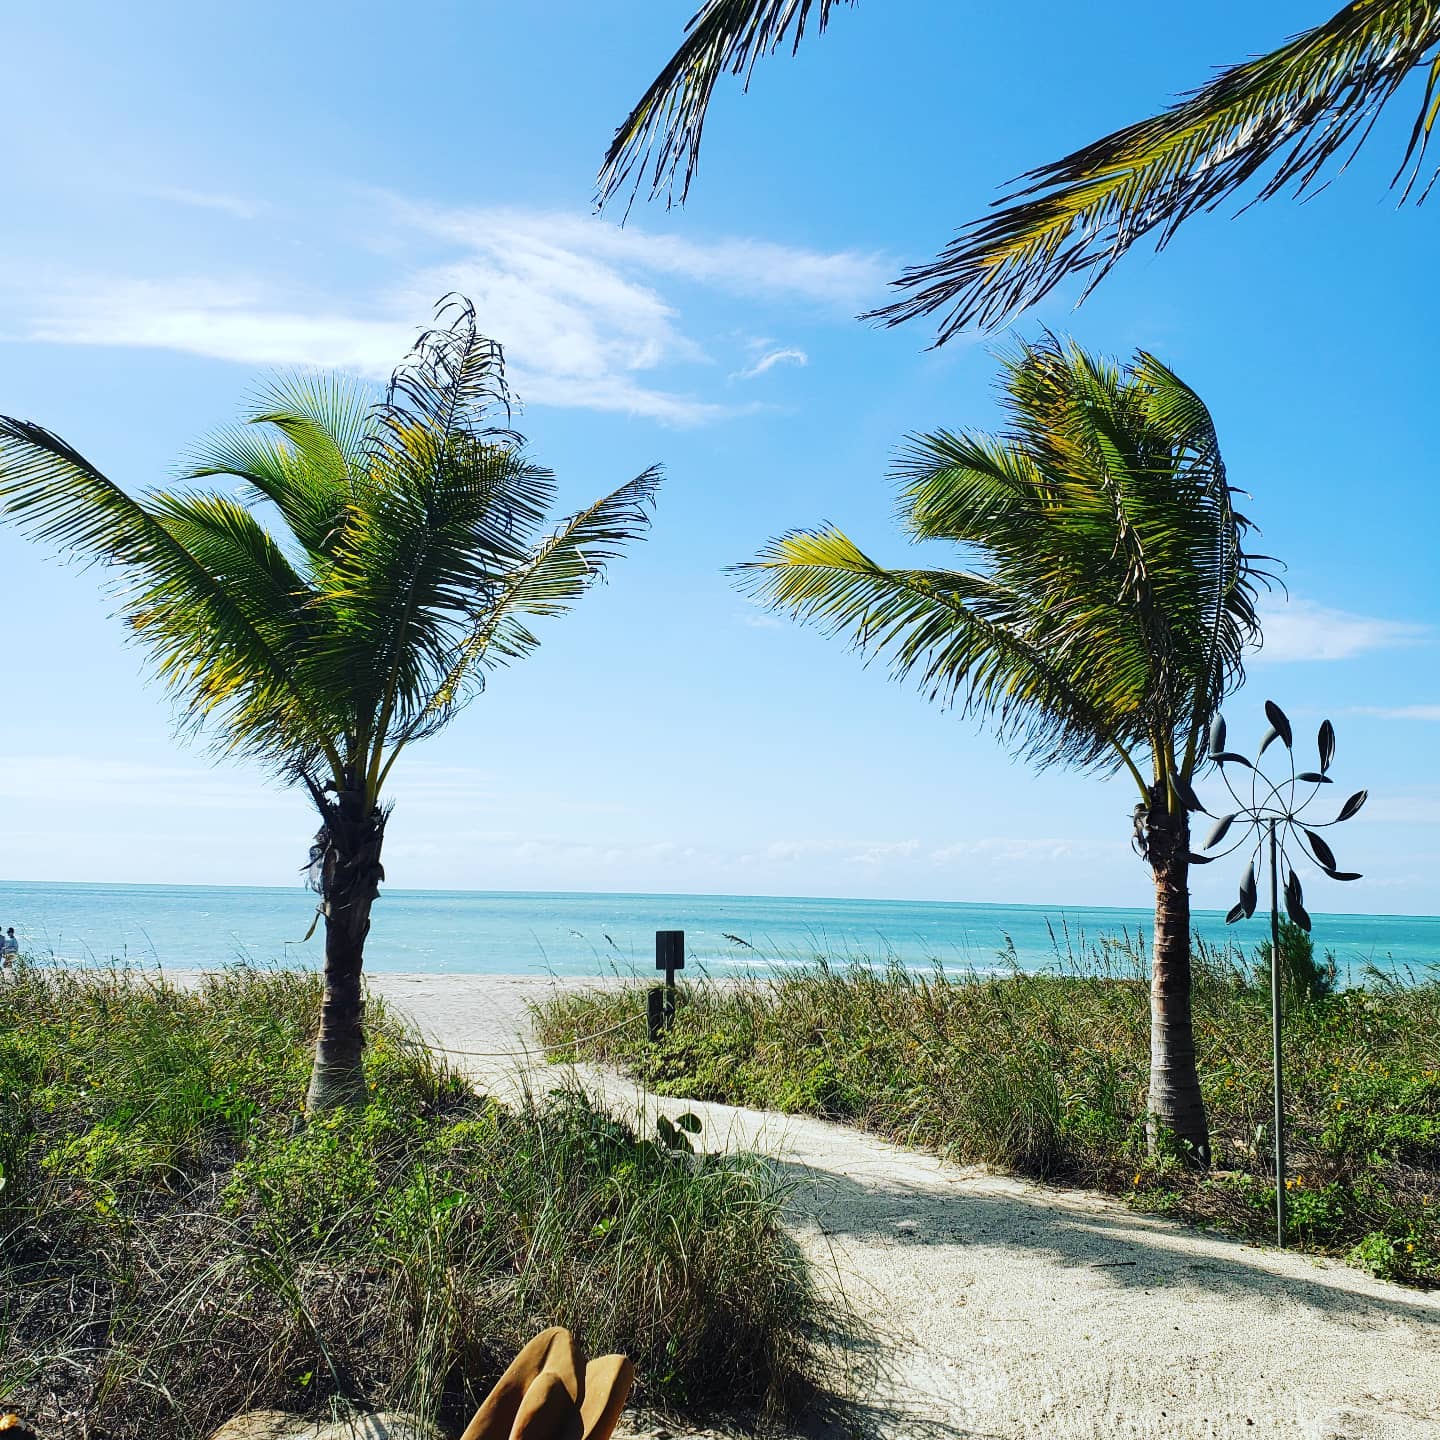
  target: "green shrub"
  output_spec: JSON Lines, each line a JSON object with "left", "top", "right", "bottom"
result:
{"left": 1253, "top": 920, "right": 1338, "bottom": 1003}
{"left": 1, "top": 963, "right": 834, "bottom": 1440}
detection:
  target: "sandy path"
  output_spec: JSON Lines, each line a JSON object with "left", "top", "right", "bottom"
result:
{"left": 371, "top": 974, "right": 1440, "bottom": 1440}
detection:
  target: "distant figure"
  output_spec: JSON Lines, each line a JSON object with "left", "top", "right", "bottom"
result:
{"left": 1, "top": 928, "right": 18, "bottom": 971}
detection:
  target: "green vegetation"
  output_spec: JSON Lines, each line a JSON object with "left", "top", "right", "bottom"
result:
{"left": 736, "top": 337, "right": 1269, "bottom": 1163}
{"left": 0, "top": 299, "right": 659, "bottom": 1112}
{"left": 601, "top": 1, "right": 1437, "bottom": 341}
{"left": 536, "top": 942, "right": 1440, "bottom": 1286}
{"left": 0, "top": 964, "right": 832, "bottom": 1440}
{"left": 1255, "top": 919, "right": 1339, "bottom": 1004}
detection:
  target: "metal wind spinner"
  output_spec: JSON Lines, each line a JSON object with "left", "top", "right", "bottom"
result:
{"left": 1194, "top": 699, "right": 1368, "bottom": 1247}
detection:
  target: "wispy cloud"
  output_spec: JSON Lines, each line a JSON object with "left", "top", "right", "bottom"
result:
{"left": 394, "top": 202, "right": 887, "bottom": 309}
{"left": 138, "top": 185, "right": 263, "bottom": 220}
{"left": 7, "top": 200, "right": 887, "bottom": 426}
{"left": 1352, "top": 704, "right": 1440, "bottom": 721}
{"left": 1255, "top": 598, "right": 1429, "bottom": 662}
{"left": 732, "top": 346, "right": 809, "bottom": 381}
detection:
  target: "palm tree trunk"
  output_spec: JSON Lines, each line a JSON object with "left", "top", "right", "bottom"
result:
{"left": 305, "top": 785, "right": 386, "bottom": 1114}
{"left": 1143, "top": 783, "right": 1210, "bottom": 1165}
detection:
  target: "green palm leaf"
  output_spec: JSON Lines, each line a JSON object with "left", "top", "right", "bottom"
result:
{"left": 598, "top": 0, "right": 855, "bottom": 209}
{"left": 394, "top": 465, "right": 662, "bottom": 757}
{"left": 872, "top": 1, "right": 1440, "bottom": 338}
{"left": 0, "top": 417, "right": 338, "bottom": 775}
{"left": 605, "top": 2, "right": 1440, "bottom": 341}
{"left": 736, "top": 524, "right": 1141, "bottom": 778}
{"left": 739, "top": 338, "right": 1268, "bottom": 799}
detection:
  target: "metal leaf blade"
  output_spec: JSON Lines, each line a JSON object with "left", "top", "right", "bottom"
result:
{"left": 1318, "top": 719, "right": 1336, "bottom": 773}
{"left": 1336, "top": 790, "right": 1368, "bottom": 823}
{"left": 1283, "top": 868, "right": 1311, "bottom": 931}
{"left": 1305, "top": 828, "right": 1337, "bottom": 870}
{"left": 1240, "top": 862, "right": 1257, "bottom": 920}
{"left": 1203, "top": 813, "right": 1236, "bottom": 849}
{"left": 1209, "top": 713, "right": 1227, "bottom": 758}
{"left": 1264, "top": 700, "right": 1293, "bottom": 749}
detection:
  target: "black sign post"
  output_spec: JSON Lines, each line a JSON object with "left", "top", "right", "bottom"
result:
{"left": 648, "top": 929, "right": 685, "bottom": 1040}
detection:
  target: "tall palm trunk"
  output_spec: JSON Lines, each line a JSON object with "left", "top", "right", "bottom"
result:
{"left": 305, "top": 784, "right": 386, "bottom": 1114}
{"left": 1143, "top": 782, "right": 1210, "bottom": 1164}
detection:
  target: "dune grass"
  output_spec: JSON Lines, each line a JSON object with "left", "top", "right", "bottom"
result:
{"left": 534, "top": 935, "right": 1440, "bottom": 1286}
{"left": 0, "top": 963, "right": 833, "bottom": 1439}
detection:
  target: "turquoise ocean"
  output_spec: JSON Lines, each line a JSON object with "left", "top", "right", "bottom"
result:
{"left": 0, "top": 880, "right": 1435, "bottom": 982}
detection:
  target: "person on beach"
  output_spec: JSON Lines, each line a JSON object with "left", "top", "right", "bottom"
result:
{"left": 1, "top": 928, "right": 18, "bottom": 971}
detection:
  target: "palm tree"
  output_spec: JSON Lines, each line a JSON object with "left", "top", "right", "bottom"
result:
{"left": 0, "top": 297, "right": 660, "bottom": 1112}
{"left": 599, "top": 1, "right": 1440, "bottom": 341}
{"left": 736, "top": 337, "right": 1270, "bottom": 1159}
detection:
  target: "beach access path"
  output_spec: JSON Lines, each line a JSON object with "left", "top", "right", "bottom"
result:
{"left": 370, "top": 973, "right": 1440, "bottom": 1440}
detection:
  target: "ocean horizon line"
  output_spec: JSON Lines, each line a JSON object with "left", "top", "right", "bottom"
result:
{"left": 0, "top": 875, "right": 1434, "bottom": 925}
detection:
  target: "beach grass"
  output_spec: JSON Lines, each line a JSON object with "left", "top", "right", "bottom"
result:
{"left": 534, "top": 935, "right": 1440, "bottom": 1285}
{"left": 0, "top": 963, "right": 833, "bottom": 1439}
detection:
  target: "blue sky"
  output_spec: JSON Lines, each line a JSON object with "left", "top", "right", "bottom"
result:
{"left": 1, "top": 1, "right": 1436, "bottom": 915}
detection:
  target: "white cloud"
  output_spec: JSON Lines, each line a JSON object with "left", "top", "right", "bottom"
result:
{"left": 7, "top": 200, "right": 886, "bottom": 426}
{"left": 930, "top": 837, "right": 1086, "bottom": 865}
{"left": 1352, "top": 705, "right": 1440, "bottom": 721}
{"left": 394, "top": 202, "right": 888, "bottom": 309}
{"left": 138, "top": 185, "right": 262, "bottom": 220}
{"left": 1255, "top": 598, "right": 1429, "bottom": 662}
{"left": 732, "top": 346, "right": 809, "bottom": 381}
{"left": 1364, "top": 792, "right": 1440, "bottom": 825}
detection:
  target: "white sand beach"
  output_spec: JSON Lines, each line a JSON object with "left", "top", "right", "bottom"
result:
{"left": 368, "top": 972, "right": 1440, "bottom": 1440}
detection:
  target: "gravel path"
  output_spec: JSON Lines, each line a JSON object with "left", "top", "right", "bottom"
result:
{"left": 371, "top": 973, "right": 1440, "bottom": 1440}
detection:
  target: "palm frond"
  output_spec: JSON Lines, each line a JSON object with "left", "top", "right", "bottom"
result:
{"left": 395, "top": 466, "right": 662, "bottom": 751}
{"left": 318, "top": 443, "right": 559, "bottom": 778}
{"left": 144, "top": 491, "right": 341, "bottom": 772}
{"left": 741, "top": 340, "right": 1269, "bottom": 802}
{"left": 189, "top": 423, "right": 352, "bottom": 559}
{"left": 597, "top": 0, "right": 856, "bottom": 210}
{"left": 735, "top": 525, "right": 1141, "bottom": 779}
{"left": 0, "top": 417, "right": 340, "bottom": 778}
{"left": 189, "top": 371, "right": 377, "bottom": 558}
{"left": 871, "top": 0, "right": 1440, "bottom": 340}
{"left": 372, "top": 295, "right": 518, "bottom": 462}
